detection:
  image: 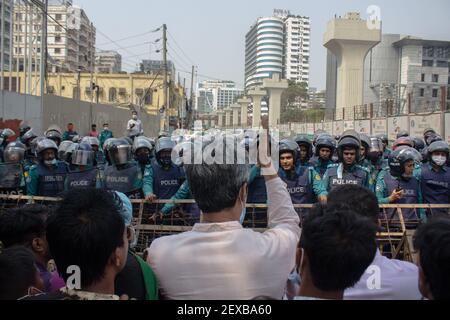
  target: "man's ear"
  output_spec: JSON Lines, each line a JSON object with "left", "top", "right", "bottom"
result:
{"left": 418, "top": 265, "right": 434, "bottom": 300}
{"left": 240, "top": 183, "right": 248, "bottom": 201}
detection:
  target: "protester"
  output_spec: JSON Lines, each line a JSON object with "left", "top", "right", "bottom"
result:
{"left": 127, "top": 111, "right": 144, "bottom": 140}
{"left": 62, "top": 123, "right": 78, "bottom": 142}
{"left": 99, "top": 123, "right": 114, "bottom": 149}
{"left": 89, "top": 124, "right": 99, "bottom": 138}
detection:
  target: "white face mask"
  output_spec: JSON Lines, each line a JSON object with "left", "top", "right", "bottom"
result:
{"left": 132, "top": 115, "right": 138, "bottom": 120}
{"left": 44, "top": 159, "right": 57, "bottom": 166}
{"left": 432, "top": 155, "right": 447, "bottom": 166}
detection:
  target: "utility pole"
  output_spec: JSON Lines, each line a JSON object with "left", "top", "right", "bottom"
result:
{"left": 189, "top": 65, "right": 195, "bottom": 129}
{"left": 162, "top": 23, "right": 168, "bottom": 133}
{"left": 1, "top": 0, "right": 5, "bottom": 91}
{"left": 40, "top": 0, "right": 48, "bottom": 96}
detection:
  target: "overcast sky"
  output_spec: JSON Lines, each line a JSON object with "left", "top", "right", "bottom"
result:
{"left": 75, "top": 0, "right": 450, "bottom": 91}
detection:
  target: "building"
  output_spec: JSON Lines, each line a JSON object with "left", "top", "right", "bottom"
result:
{"left": 327, "top": 33, "right": 450, "bottom": 114}
{"left": 140, "top": 59, "right": 176, "bottom": 81}
{"left": 13, "top": 0, "right": 96, "bottom": 73}
{"left": 308, "top": 87, "right": 326, "bottom": 109}
{"left": 95, "top": 50, "right": 122, "bottom": 73}
{"left": 245, "top": 9, "right": 311, "bottom": 91}
{"left": 3, "top": 71, "right": 186, "bottom": 116}
{"left": 195, "top": 80, "right": 243, "bottom": 114}
{"left": 0, "top": 0, "right": 13, "bottom": 75}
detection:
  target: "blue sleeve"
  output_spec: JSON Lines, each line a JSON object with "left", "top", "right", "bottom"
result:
{"left": 26, "top": 166, "right": 39, "bottom": 196}
{"left": 376, "top": 172, "right": 390, "bottom": 204}
{"left": 248, "top": 165, "right": 260, "bottom": 184}
{"left": 309, "top": 168, "right": 323, "bottom": 197}
{"left": 317, "top": 169, "right": 330, "bottom": 197}
{"left": 161, "top": 181, "right": 191, "bottom": 215}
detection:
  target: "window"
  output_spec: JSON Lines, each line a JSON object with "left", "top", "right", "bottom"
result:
{"left": 55, "top": 14, "right": 62, "bottom": 21}
{"left": 448, "top": 77, "right": 450, "bottom": 85}
{"left": 420, "top": 88, "right": 425, "bottom": 97}
{"left": 422, "top": 60, "right": 433, "bottom": 67}
{"left": 432, "top": 89, "right": 438, "bottom": 98}
{"left": 421, "top": 73, "right": 425, "bottom": 82}
{"left": 448, "top": 87, "right": 450, "bottom": 100}
{"left": 144, "top": 92, "right": 153, "bottom": 105}
{"left": 436, "top": 61, "right": 447, "bottom": 68}
{"left": 423, "top": 46, "right": 435, "bottom": 57}
{"left": 54, "top": 48, "right": 61, "bottom": 54}
{"left": 432, "top": 74, "right": 439, "bottom": 83}
{"left": 55, "top": 36, "right": 61, "bottom": 43}
{"left": 55, "top": 26, "right": 62, "bottom": 32}
{"left": 436, "top": 47, "right": 445, "bottom": 58}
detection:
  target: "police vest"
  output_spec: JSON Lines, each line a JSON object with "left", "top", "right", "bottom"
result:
{"left": 104, "top": 164, "right": 143, "bottom": 199}
{"left": 37, "top": 162, "right": 68, "bottom": 197}
{"left": 248, "top": 174, "right": 267, "bottom": 204}
{"left": 151, "top": 163, "right": 184, "bottom": 200}
{"left": 384, "top": 173, "right": 420, "bottom": 221}
{"left": 66, "top": 168, "right": 98, "bottom": 190}
{"left": 309, "top": 157, "right": 333, "bottom": 177}
{"left": 281, "top": 167, "right": 314, "bottom": 218}
{"left": 421, "top": 165, "right": 450, "bottom": 217}
{"left": 0, "top": 163, "right": 26, "bottom": 196}
{"left": 327, "top": 165, "right": 368, "bottom": 191}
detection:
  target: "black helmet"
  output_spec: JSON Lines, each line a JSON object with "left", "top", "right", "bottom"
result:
{"left": 367, "top": 137, "right": 383, "bottom": 162}
{"left": 3, "top": 141, "right": 26, "bottom": 163}
{"left": 45, "top": 130, "right": 62, "bottom": 145}
{"left": 360, "top": 134, "right": 371, "bottom": 160}
{"left": 312, "top": 130, "right": 326, "bottom": 146}
{"left": 315, "top": 135, "right": 336, "bottom": 157}
{"left": 423, "top": 128, "right": 436, "bottom": 140}
{"left": 338, "top": 130, "right": 361, "bottom": 163}
{"left": 376, "top": 134, "right": 389, "bottom": 145}
{"left": 0, "top": 128, "right": 15, "bottom": 147}
{"left": 81, "top": 136, "right": 100, "bottom": 148}
{"left": 396, "top": 130, "right": 410, "bottom": 139}
{"left": 58, "top": 141, "right": 75, "bottom": 162}
{"left": 36, "top": 139, "right": 58, "bottom": 160}
{"left": 279, "top": 139, "right": 299, "bottom": 163}
{"left": 30, "top": 137, "right": 46, "bottom": 157}
{"left": 294, "top": 134, "right": 312, "bottom": 158}
{"left": 427, "top": 141, "right": 449, "bottom": 165}
{"left": 426, "top": 134, "right": 443, "bottom": 147}
{"left": 393, "top": 137, "right": 414, "bottom": 151}
{"left": 389, "top": 147, "right": 417, "bottom": 179}
{"left": 108, "top": 138, "right": 132, "bottom": 166}
{"left": 22, "top": 129, "right": 38, "bottom": 145}
{"left": 72, "top": 143, "right": 94, "bottom": 166}
{"left": 412, "top": 137, "right": 425, "bottom": 152}
{"left": 19, "top": 123, "right": 31, "bottom": 137}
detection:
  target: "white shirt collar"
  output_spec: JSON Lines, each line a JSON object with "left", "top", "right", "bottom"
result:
{"left": 192, "top": 221, "right": 243, "bottom": 233}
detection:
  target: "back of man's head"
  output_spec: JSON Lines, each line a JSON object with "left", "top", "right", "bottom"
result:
{"left": 0, "top": 246, "right": 41, "bottom": 300}
{"left": 328, "top": 185, "right": 379, "bottom": 224}
{"left": 46, "top": 189, "right": 127, "bottom": 288}
{"left": 185, "top": 135, "right": 249, "bottom": 214}
{"left": 300, "top": 204, "right": 377, "bottom": 292}
{"left": 0, "top": 205, "right": 48, "bottom": 248}
{"left": 414, "top": 217, "right": 450, "bottom": 300}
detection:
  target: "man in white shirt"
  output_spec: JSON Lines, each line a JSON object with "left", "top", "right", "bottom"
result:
{"left": 127, "top": 111, "right": 143, "bottom": 140}
{"left": 146, "top": 130, "right": 300, "bottom": 300}
{"left": 326, "top": 185, "right": 422, "bottom": 300}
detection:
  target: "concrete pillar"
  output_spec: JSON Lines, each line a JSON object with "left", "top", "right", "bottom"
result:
{"left": 248, "top": 87, "right": 267, "bottom": 129}
{"left": 225, "top": 108, "right": 232, "bottom": 128}
{"left": 231, "top": 104, "right": 241, "bottom": 128}
{"left": 262, "top": 73, "right": 288, "bottom": 128}
{"left": 237, "top": 97, "right": 252, "bottom": 128}
{"left": 217, "top": 111, "right": 224, "bottom": 128}
{"left": 323, "top": 12, "right": 381, "bottom": 120}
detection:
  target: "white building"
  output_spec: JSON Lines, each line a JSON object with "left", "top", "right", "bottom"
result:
{"left": 95, "top": 50, "right": 122, "bottom": 73}
{"left": 13, "top": 0, "right": 96, "bottom": 73}
{"left": 245, "top": 10, "right": 311, "bottom": 91}
{"left": 0, "top": 0, "right": 13, "bottom": 75}
{"left": 195, "top": 80, "right": 243, "bottom": 114}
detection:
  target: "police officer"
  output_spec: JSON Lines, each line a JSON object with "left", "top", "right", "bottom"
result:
{"left": 143, "top": 137, "right": 185, "bottom": 204}
{"left": 318, "top": 130, "right": 373, "bottom": 199}
{"left": 294, "top": 134, "right": 313, "bottom": 166}
{"left": 393, "top": 136, "right": 414, "bottom": 151}
{"left": 397, "top": 130, "right": 410, "bottom": 139}
{"left": 0, "top": 128, "right": 15, "bottom": 163}
{"left": 58, "top": 141, "right": 75, "bottom": 164}
{"left": 423, "top": 128, "right": 436, "bottom": 146}
{"left": 359, "top": 133, "right": 375, "bottom": 172}
{"left": 376, "top": 147, "right": 423, "bottom": 222}
{"left": 278, "top": 139, "right": 322, "bottom": 218}
{"left": 26, "top": 138, "right": 69, "bottom": 197}
{"left": 132, "top": 136, "right": 154, "bottom": 174}
{"left": 44, "top": 125, "right": 63, "bottom": 147}
{"left": 82, "top": 136, "right": 105, "bottom": 168}
{"left": 377, "top": 134, "right": 392, "bottom": 160}
{"left": 367, "top": 136, "right": 388, "bottom": 182}
{"left": 102, "top": 138, "right": 144, "bottom": 199}
{"left": 308, "top": 134, "right": 336, "bottom": 177}
{"left": 0, "top": 142, "right": 27, "bottom": 196}
{"left": 419, "top": 141, "right": 450, "bottom": 217}
{"left": 65, "top": 143, "right": 101, "bottom": 191}
{"left": 17, "top": 123, "right": 31, "bottom": 142}
{"left": 21, "top": 129, "right": 38, "bottom": 166}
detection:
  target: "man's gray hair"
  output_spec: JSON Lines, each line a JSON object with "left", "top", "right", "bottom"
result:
{"left": 185, "top": 135, "right": 250, "bottom": 214}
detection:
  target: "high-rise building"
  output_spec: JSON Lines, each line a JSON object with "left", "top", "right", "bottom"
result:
{"left": 195, "top": 80, "right": 243, "bottom": 114}
{"left": 326, "top": 34, "right": 450, "bottom": 114}
{"left": 0, "top": 0, "right": 13, "bottom": 75}
{"left": 245, "top": 9, "right": 311, "bottom": 91}
{"left": 139, "top": 59, "right": 175, "bottom": 81}
{"left": 13, "top": 0, "right": 96, "bottom": 73}
{"left": 95, "top": 50, "right": 122, "bottom": 73}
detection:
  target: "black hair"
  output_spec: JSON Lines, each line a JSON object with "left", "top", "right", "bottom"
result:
{"left": 0, "top": 246, "right": 38, "bottom": 300}
{"left": 327, "top": 185, "right": 380, "bottom": 223}
{"left": 300, "top": 204, "right": 377, "bottom": 292}
{"left": 414, "top": 217, "right": 450, "bottom": 300}
{"left": 68, "top": 123, "right": 74, "bottom": 126}
{"left": 0, "top": 205, "right": 49, "bottom": 248}
{"left": 46, "top": 188, "right": 125, "bottom": 288}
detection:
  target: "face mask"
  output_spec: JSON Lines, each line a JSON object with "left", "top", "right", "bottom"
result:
{"left": 160, "top": 156, "right": 172, "bottom": 167}
{"left": 132, "top": 115, "right": 138, "bottom": 120}
{"left": 432, "top": 155, "right": 447, "bottom": 166}
{"left": 44, "top": 159, "right": 57, "bottom": 166}
{"left": 137, "top": 154, "right": 150, "bottom": 164}
{"left": 128, "top": 226, "right": 138, "bottom": 249}
{"left": 239, "top": 195, "right": 247, "bottom": 225}
{"left": 104, "top": 127, "right": 109, "bottom": 131}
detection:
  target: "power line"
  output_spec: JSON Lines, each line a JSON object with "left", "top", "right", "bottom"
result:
{"left": 167, "top": 30, "right": 196, "bottom": 66}
{"left": 97, "top": 27, "right": 162, "bottom": 46}
{"left": 167, "top": 42, "right": 191, "bottom": 70}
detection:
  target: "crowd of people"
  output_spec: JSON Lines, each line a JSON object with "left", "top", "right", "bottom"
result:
{"left": 0, "top": 115, "right": 449, "bottom": 300}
